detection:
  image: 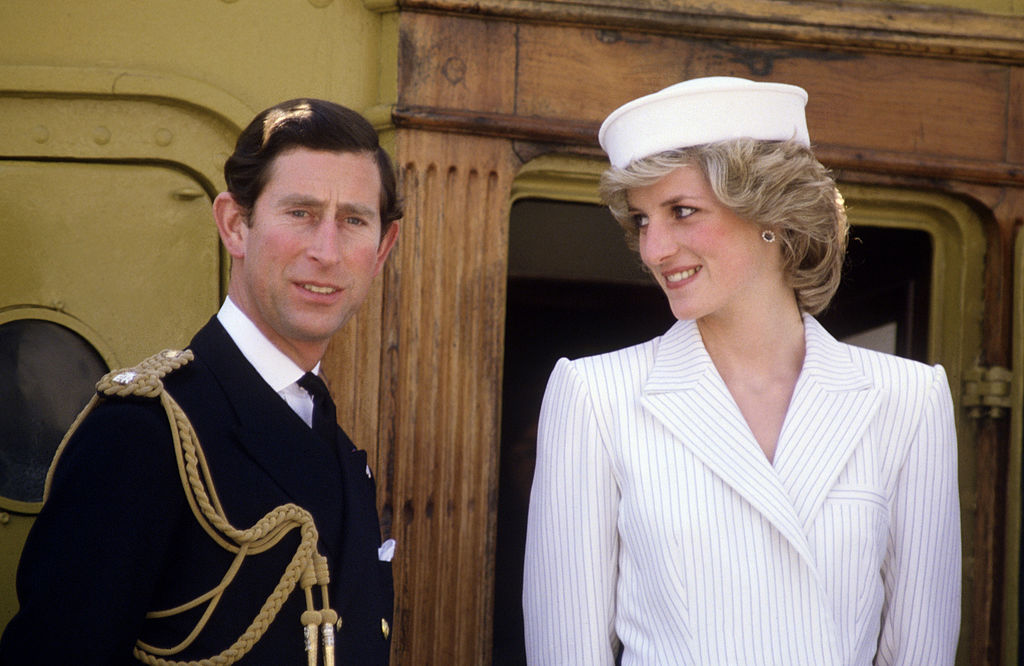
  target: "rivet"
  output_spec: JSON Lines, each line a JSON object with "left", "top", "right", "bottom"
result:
{"left": 31, "top": 125, "right": 50, "bottom": 143}
{"left": 93, "top": 126, "right": 111, "bottom": 145}
{"left": 155, "top": 128, "right": 173, "bottom": 146}
{"left": 442, "top": 56, "right": 466, "bottom": 85}
{"left": 172, "top": 188, "right": 204, "bottom": 201}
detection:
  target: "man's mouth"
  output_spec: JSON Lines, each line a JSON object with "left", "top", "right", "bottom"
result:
{"left": 302, "top": 283, "right": 338, "bottom": 295}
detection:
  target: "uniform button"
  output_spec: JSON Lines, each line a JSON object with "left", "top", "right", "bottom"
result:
{"left": 381, "top": 618, "right": 390, "bottom": 639}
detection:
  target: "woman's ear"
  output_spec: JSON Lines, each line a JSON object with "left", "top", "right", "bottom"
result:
{"left": 213, "top": 192, "right": 249, "bottom": 259}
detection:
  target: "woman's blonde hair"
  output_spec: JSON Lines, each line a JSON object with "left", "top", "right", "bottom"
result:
{"left": 599, "top": 139, "right": 848, "bottom": 315}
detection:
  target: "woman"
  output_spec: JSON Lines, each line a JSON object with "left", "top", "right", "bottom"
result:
{"left": 522, "top": 77, "right": 961, "bottom": 665}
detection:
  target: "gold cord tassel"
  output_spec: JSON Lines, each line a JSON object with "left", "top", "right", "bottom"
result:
{"left": 315, "top": 554, "right": 337, "bottom": 666}
{"left": 321, "top": 609, "right": 338, "bottom": 666}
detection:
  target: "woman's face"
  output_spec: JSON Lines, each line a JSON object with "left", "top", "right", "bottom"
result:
{"left": 627, "top": 164, "right": 785, "bottom": 324}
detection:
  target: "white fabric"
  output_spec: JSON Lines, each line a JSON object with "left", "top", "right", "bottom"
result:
{"left": 523, "top": 315, "right": 961, "bottom": 666}
{"left": 598, "top": 76, "right": 810, "bottom": 169}
{"left": 216, "top": 296, "right": 319, "bottom": 427}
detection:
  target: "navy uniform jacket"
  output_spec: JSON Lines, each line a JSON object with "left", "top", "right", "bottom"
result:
{"left": 0, "top": 317, "right": 393, "bottom": 665}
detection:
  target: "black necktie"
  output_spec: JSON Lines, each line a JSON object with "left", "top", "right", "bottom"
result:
{"left": 297, "top": 371, "right": 337, "bottom": 446}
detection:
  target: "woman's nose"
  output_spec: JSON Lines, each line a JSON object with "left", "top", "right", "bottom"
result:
{"left": 640, "top": 218, "right": 675, "bottom": 265}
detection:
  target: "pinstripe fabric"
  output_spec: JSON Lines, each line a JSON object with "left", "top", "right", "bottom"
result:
{"left": 523, "top": 315, "right": 960, "bottom": 666}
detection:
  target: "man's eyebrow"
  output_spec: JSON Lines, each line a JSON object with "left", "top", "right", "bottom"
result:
{"left": 277, "top": 194, "right": 325, "bottom": 209}
{"left": 275, "top": 195, "right": 377, "bottom": 218}
{"left": 336, "top": 202, "right": 378, "bottom": 218}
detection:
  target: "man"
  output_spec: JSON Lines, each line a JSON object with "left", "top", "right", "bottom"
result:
{"left": 0, "top": 99, "right": 400, "bottom": 665}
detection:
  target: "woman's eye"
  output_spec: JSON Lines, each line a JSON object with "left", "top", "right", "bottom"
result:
{"left": 672, "top": 206, "right": 695, "bottom": 219}
{"left": 631, "top": 214, "right": 648, "bottom": 230}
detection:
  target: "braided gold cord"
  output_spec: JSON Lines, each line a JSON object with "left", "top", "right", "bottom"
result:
{"left": 48, "top": 349, "right": 336, "bottom": 666}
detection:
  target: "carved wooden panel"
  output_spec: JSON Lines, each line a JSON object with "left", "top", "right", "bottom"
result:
{"left": 378, "top": 129, "right": 518, "bottom": 665}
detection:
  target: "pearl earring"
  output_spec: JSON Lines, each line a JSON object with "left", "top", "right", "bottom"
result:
{"left": 761, "top": 229, "right": 776, "bottom": 243}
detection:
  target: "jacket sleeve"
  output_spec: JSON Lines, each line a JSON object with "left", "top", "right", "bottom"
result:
{"left": 522, "top": 358, "right": 620, "bottom": 665}
{"left": 875, "top": 363, "right": 961, "bottom": 665}
{"left": 0, "top": 399, "right": 185, "bottom": 666}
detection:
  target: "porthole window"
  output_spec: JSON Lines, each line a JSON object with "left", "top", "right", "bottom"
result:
{"left": 0, "top": 319, "right": 106, "bottom": 503}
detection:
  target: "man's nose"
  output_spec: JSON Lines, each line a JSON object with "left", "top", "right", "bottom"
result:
{"left": 307, "top": 221, "right": 341, "bottom": 264}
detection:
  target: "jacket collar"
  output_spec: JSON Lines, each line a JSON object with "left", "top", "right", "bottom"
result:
{"left": 186, "top": 318, "right": 346, "bottom": 554}
{"left": 640, "top": 314, "right": 881, "bottom": 573}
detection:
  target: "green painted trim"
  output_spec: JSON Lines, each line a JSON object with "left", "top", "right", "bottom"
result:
{"left": 511, "top": 155, "right": 606, "bottom": 205}
{"left": 0, "top": 307, "right": 119, "bottom": 370}
{"left": 0, "top": 65, "right": 254, "bottom": 132}
{"left": 511, "top": 156, "right": 986, "bottom": 390}
{"left": 0, "top": 497, "right": 42, "bottom": 516}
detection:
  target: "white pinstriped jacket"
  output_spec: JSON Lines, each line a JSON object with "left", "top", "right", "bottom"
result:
{"left": 523, "top": 315, "right": 961, "bottom": 666}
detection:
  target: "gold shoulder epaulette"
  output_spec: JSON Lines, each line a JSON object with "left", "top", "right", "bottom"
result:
{"left": 94, "top": 348, "right": 194, "bottom": 400}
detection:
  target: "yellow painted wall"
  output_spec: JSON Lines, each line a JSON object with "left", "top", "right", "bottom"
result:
{"left": 0, "top": 0, "right": 398, "bottom": 632}
{"left": 1, "top": 0, "right": 391, "bottom": 117}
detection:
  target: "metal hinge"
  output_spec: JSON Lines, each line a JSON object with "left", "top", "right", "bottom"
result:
{"left": 962, "top": 365, "right": 1013, "bottom": 419}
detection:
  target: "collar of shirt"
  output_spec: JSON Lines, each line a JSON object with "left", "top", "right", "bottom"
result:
{"left": 216, "top": 296, "right": 319, "bottom": 426}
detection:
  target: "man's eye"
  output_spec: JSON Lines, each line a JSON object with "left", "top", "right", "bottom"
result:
{"left": 345, "top": 217, "right": 367, "bottom": 226}
{"left": 289, "top": 210, "right": 309, "bottom": 219}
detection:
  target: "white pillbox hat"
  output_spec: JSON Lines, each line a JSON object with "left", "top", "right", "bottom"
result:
{"left": 598, "top": 76, "right": 810, "bottom": 169}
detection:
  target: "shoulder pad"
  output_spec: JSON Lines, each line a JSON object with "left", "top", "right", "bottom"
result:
{"left": 95, "top": 348, "right": 194, "bottom": 399}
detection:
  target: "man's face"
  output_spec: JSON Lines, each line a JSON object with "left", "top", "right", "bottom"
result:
{"left": 218, "top": 147, "right": 398, "bottom": 368}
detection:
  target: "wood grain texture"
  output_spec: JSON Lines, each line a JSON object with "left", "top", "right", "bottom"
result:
{"left": 378, "top": 129, "right": 517, "bottom": 665}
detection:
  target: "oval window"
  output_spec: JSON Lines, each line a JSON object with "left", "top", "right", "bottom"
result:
{"left": 0, "top": 319, "right": 106, "bottom": 503}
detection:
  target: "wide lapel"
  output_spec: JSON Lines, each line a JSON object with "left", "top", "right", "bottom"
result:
{"left": 186, "top": 318, "right": 344, "bottom": 553}
{"left": 640, "top": 320, "right": 820, "bottom": 571}
{"left": 772, "top": 315, "right": 881, "bottom": 532}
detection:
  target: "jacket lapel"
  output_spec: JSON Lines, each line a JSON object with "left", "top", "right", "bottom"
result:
{"left": 187, "top": 318, "right": 344, "bottom": 554}
{"left": 640, "top": 316, "right": 880, "bottom": 574}
{"left": 772, "top": 316, "right": 880, "bottom": 532}
{"left": 640, "top": 320, "right": 820, "bottom": 569}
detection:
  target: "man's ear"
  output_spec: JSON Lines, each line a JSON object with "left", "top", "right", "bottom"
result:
{"left": 373, "top": 222, "right": 400, "bottom": 277}
{"left": 213, "top": 192, "right": 249, "bottom": 259}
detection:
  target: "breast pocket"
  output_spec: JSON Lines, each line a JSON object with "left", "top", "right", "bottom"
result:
{"left": 813, "top": 485, "right": 890, "bottom": 625}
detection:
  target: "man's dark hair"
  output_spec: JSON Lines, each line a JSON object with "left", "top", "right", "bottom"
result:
{"left": 224, "top": 98, "right": 402, "bottom": 231}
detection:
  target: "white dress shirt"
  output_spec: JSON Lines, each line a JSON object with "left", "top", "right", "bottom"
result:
{"left": 523, "top": 315, "right": 961, "bottom": 665}
{"left": 216, "top": 297, "right": 318, "bottom": 428}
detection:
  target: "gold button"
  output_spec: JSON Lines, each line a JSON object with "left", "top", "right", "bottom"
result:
{"left": 381, "top": 618, "right": 390, "bottom": 639}
{"left": 336, "top": 616, "right": 343, "bottom": 632}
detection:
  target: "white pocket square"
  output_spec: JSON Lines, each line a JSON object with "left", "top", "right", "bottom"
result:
{"left": 378, "top": 538, "right": 396, "bottom": 562}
